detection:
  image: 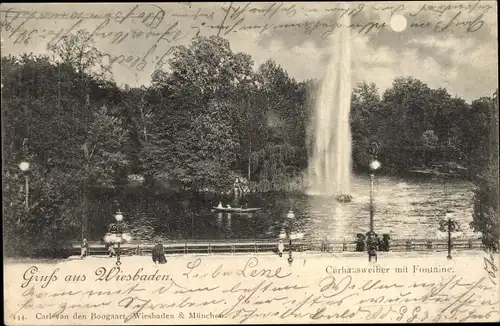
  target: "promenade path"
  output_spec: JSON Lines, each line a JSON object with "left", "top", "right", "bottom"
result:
{"left": 4, "top": 251, "right": 499, "bottom": 325}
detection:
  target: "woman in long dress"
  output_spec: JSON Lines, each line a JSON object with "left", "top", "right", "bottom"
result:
{"left": 152, "top": 239, "right": 167, "bottom": 264}
{"left": 278, "top": 239, "right": 284, "bottom": 257}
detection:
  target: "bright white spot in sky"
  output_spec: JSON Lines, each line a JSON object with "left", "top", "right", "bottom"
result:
{"left": 390, "top": 15, "right": 408, "bottom": 32}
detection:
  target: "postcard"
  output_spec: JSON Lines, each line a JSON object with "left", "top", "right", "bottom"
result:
{"left": 2, "top": 1, "right": 499, "bottom": 325}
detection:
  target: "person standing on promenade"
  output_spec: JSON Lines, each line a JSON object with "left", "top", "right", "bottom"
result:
{"left": 104, "top": 233, "right": 116, "bottom": 257}
{"left": 106, "top": 241, "right": 116, "bottom": 257}
{"left": 80, "top": 238, "right": 89, "bottom": 258}
{"left": 278, "top": 239, "right": 284, "bottom": 257}
{"left": 152, "top": 239, "right": 167, "bottom": 264}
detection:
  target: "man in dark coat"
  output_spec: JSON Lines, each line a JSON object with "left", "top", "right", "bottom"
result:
{"left": 152, "top": 239, "right": 167, "bottom": 264}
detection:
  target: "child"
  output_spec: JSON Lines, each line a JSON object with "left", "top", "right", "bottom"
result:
{"left": 106, "top": 242, "right": 116, "bottom": 257}
{"left": 80, "top": 238, "right": 89, "bottom": 258}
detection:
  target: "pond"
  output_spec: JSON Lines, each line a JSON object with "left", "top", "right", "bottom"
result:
{"left": 87, "top": 175, "right": 480, "bottom": 242}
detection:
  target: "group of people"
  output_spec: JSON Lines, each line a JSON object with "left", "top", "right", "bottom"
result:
{"left": 80, "top": 237, "right": 118, "bottom": 258}
{"left": 217, "top": 202, "right": 248, "bottom": 209}
{"left": 217, "top": 202, "right": 230, "bottom": 208}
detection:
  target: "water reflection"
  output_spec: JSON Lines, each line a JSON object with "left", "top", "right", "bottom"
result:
{"left": 302, "top": 175, "right": 479, "bottom": 239}
{"left": 87, "top": 176, "right": 480, "bottom": 241}
{"left": 305, "top": 195, "right": 356, "bottom": 240}
{"left": 226, "top": 213, "right": 232, "bottom": 232}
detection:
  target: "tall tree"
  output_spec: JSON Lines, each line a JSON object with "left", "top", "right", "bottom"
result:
{"left": 381, "top": 77, "right": 433, "bottom": 171}
{"left": 471, "top": 91, "right": 499, "bottom": 250}
{"left": 3, "top": 36, "right": 128, "bottom": 255}
{"left": 80, "top": 105, "right": 128, "bottom": 237}
{"left": 47, "top": 29, "right": 111, "bottom": 83}
{"left": 247, "top": 60, "right": 307, "bottom": 187}
{"left": 350, "top": 82, "right": 381, "bottom": 171}
{"left": 147, "top": 36, "right": 254, "bottom": 190}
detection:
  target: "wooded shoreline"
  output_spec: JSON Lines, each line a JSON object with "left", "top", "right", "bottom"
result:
{"left": 3, "top": 34, "right": 498, "bottom": 257}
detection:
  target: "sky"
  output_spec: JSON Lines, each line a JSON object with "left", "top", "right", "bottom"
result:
{"left": 1, "top": 1, "right": 498, "bottom": 102}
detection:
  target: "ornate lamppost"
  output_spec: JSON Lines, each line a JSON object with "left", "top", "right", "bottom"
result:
{"left": 288, "top": 232, "right": 304, "bottom": 265}
{"left": 367, "top": 142, "right": 381, "bottom": 261}
{"left": 285, "top": 210, "right": 295, "bottom": 264}
{"left": 369, "top": 159, "right": 381, "bottom": 232}
{"left": 19, "top": 161, "right": 30, "bottom": 211}
{"left": 439, "top": 211, "right": 461, "bottom": 259}
{"left": 18, "top": 136, "right": 30, "bottom": 212}
{"left": 284, "top": 208, "right": 305, "bottom": 265}
{"left": 108, "top": 210, "right": 128, "bottom": 266}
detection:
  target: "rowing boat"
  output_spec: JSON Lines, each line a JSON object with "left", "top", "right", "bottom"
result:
{"left": 212, "top": 207, "right": 261, "bottom": 213}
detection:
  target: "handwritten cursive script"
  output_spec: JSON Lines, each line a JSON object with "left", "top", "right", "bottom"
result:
{"left": 5, "top": 252, "right": 499, "bottom": 324}
{"left": 1, "top": 1, "right": 495, "bottom": 74}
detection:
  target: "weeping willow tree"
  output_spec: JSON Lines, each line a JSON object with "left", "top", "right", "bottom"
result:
{"left": 249, "top": 143, "right": 298, "bottom": 192}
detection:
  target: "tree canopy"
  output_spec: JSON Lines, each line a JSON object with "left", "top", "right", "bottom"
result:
{"left": 2, "top": 33, "right": 498, "bottom": 255}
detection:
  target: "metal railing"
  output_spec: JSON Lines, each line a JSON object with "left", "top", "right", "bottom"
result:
{"left": 72, "top": 237, "right": 484, "bottom": 256}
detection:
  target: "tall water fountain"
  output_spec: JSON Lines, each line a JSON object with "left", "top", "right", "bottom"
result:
{"left": 308, "top": 11, "right": 352, "bottom": 197}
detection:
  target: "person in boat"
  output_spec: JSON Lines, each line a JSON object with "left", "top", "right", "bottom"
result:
{"left": 227, "top": 204, "right": 232, "bottom": 209}
{"left": 217, "top": 202, "right": 223, "bottom": 208}
{"left": 278, "top": 239, "right": 284, "bottom": 257}
{"left": 152, "top": 239, "right": 167, "bottom": 264}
